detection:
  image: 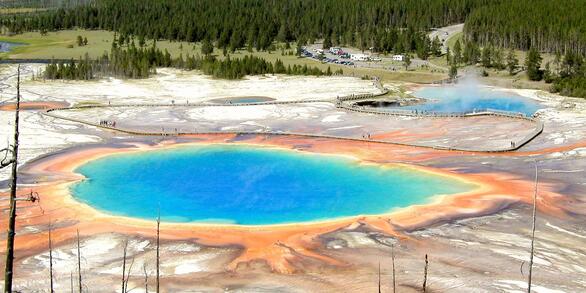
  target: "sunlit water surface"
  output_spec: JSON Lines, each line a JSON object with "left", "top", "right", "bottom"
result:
{"left": 72, "top": 145, "right": 476, "bottom": 225}
{"left": 407, "top": 84, "right": 542, "bottom": 116}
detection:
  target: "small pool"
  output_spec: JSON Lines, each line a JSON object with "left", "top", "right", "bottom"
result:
{"left": 0, "top": 41, "right": 24, "bottom": 53}
{"left": 71, "top": 145, "right": 476, "bottom": 225}
{"left": 210, "top": 96, "right": 275, "bottom": 104}
{"left": 407, "top": 84, "right": 542, "bottom": 116}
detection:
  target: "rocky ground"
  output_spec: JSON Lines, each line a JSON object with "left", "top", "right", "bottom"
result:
{"left": 0, "top": 64, "right": 585, "bottom": 292}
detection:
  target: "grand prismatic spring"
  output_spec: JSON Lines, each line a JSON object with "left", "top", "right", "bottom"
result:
{"left": 71, "top": 145, "right": 476, "bottom": 225}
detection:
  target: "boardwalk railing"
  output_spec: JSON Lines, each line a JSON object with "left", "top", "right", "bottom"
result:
{"left": 43, "top": 108, "right": 521, "bottom": 152}
{"left": 43, "top": 85, "right": 544, "bottom": 153}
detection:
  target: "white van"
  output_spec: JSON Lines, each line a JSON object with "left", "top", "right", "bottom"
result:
{"left": 350, "top": 54, "right": 369, "bottom": 61}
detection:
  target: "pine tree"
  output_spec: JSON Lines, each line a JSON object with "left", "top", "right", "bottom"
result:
{"left": 201, "top": 38, "right": 213, "bottom": 56}
{"left": 525, "top": 47, "right": 543, "bottom": 81}
{"left": 453, "top": 40, "right": 462, "bottom": 65}
{"left": 277, "top": 24, "right": 288, "bottom": 43}
{"left": 481, "top": 46, "right": 492, "bottom": 68}
{"left": 463, "top": 42, "right": 480, "bottom": 65}
{"left": 543, "top": 62, "right": 555, "bottom": 83}
{"left": 449, "top": 64, "right": 458, "bottom": 79}
{"left": 431, "top": 36, "right": 442, "bottom": 57}
{"left": 403, "top": 54, "right": 412, "bottom": 70}
{"left": 323, "top": 34, "right": 333, "bottom": 50}
{"left": 492, "top": 47, "right": 505, "bottom": 70}
{"left": 506, "top": 49, "right": 518, "bottom": 75}
{"left": 417, "top": 37, "right": 430, "bottom": 60}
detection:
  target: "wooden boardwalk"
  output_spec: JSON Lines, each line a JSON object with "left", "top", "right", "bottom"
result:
{"left": 43, "top": 88, "right": 544, "bottom": 153}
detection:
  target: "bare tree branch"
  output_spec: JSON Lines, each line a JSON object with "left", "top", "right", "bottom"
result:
{"left": 391, "top": 244, "right": 396, "bottom": 293}
{"left": 124, "top": 257, "right": 135, "bottom": 293}
{"left": 423, "top": 254, "right": 429, "bottom": 293}
{"left": 49, "top": 223, "right": 54, "bottom": 293}
{"left": 377, "top": 262, "right": 381, "bottom": 293}
{"left": 143, "top": 264, "right": 149, "bottom": 293}
{"left": 0, "top": 147, "right": 14, "bottom": 169}
{"left": 528, "top": 162, "right": 539, "bottom": 293}
{"left": 122, "top": 240, "right": 128, "bottom": 293}
{"left": 4, "top": 64, "right": 21, "bottom": 293}
{"left": 77, "top": 229, "right": 83, "bottom": 293}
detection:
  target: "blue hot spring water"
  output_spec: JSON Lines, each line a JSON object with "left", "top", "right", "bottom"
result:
{"left": 231, "top": 97, "right": 268, "bottom": 104}
{"left": 71, "top": 145, "right": 476, "bottom": 225}
{"left": 406, "top": 85, "right": 542, "bottom": 116}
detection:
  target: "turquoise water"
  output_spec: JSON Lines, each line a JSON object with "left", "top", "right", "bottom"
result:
{"left": 212, "top": 97, "right": 274, "bottom": 104}
{"left": 232, "top": 97, "right": 268, "bottom": 103}
{"left": 71, "top": 145, "right": 475, "bottom": 225}
{"left": 407, "top": 85, "right": 542, "bottom": 116}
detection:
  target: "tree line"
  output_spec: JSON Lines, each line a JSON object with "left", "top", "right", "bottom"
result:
{"left": 446, "top": 39, "right": 586, "bottom": 98}
{"left": 464, "top": 0, "right": 586, "bottom": 55}
{"left": 1, "top": 0, "right": 490, "bottom": 53}
{"left": 187, "top": 55, "right": 340, "bottom": 80}
{"left": 44, "top": 37, "right": 339, "bottom": 80}
{"left": 448, "top": 40, "right": 517, "bottom": 73}
{"left": 545, "top": 52, "right": 586, "bottom": 98}
{"left": 2, "top": 0, "right": 585, "bottom": 57}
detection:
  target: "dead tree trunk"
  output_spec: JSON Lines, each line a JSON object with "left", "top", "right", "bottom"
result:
{"left": 122, "top": 240, "right": 128, "bottom": 293}
{"left": 391, "top": 245, "right": 396, "bottom": 293}
{"left": 77, "top": 229, "right": 82, "bottom": 293}
{"left": 124, "top": 257, "right": 135, "bottom": 292}
{"left": 378, "top": 262, "right": 381, "bottom": 293}
{"left": 49, "top": 224, "right": 54, "bottom": 293}
{"left": 423, "top": 254, "right": 428, "bottom": 293}
{"left": 3, "top": 65, "right": 21, "bottom": 293}
{"left": 143, "top": 264, "right": 149, "bottom": 293}
{"left": 528, "top": 163, "right": 539, "bottom": 293}
{"left": 156, "top": 211, "right": 160, "bottom": 293}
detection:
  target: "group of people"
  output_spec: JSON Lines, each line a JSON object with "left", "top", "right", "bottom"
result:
{"left": 99, "top": 120, "right": 116, "bottom": 127}
{"left": 362, "top": 133, "right": 372, "bottom": 140}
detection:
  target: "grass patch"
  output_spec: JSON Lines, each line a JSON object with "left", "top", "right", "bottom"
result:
{"left": 478, "top": 67, "right": 551, "bottom": 91}
{"left": 0, "top": 30, "right": 201, "bottom": 60}
{"left": 0, "top": 30, "right": 116, "bottom": 59}
{"left": 1, "top": 29, "right": 447, "bottom": 83}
